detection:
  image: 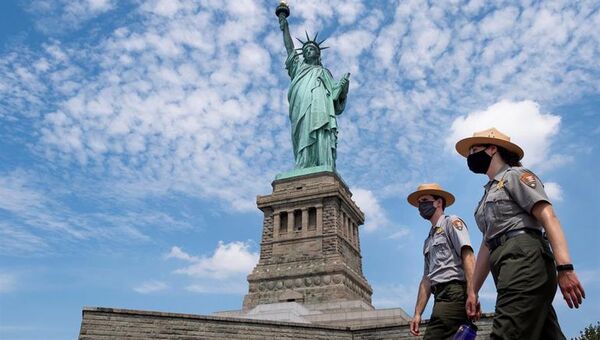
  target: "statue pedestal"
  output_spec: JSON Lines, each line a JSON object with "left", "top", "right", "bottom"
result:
{"left": 242, "top": 171, "right": 373, "bottom": 311}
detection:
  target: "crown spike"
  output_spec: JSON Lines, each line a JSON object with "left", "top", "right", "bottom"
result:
{"left": 305, "top": 30, "right": 311, "bottom": 41}
{"left": 313, "top": 32, "right": 319, "bottom": 42}
{"left": 319, "top": 46, "right": 330, "bottom": 50}
{"left": 318, "top": 38, "right": 327, "bottom": 46}
{"left": 296, "top": 37, "right": 305, "bottom": 45}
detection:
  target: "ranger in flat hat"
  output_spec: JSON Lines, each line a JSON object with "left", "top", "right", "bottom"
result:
{"left": 456, "top": 127, "right": 585, "bottom": 339}
{"left": 408, "top": 183, "right": 476, "bottom": 340}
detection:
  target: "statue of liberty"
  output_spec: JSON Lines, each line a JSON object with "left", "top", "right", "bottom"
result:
{"left": 276, "top": 2, "right": 350, "bottom": 170}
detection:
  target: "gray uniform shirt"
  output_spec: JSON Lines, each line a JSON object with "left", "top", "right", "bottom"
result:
{"left": 474, "top": 165, "right": 551, "bottom": 242}
{"left": 423, "top": 215, "right": 472, "bottom": 285}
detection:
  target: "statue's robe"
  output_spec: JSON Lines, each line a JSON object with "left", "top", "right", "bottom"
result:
{"left": 286, "top": 54, "right": 347, "bottom": 169}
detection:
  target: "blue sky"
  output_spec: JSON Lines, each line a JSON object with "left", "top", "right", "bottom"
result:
{"left": 0, "top": 0, "right": 599, "bottom": 339}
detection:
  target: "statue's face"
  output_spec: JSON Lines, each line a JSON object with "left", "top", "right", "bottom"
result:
{"left": 303, "top": 44, "right": 320, "bottom": 62}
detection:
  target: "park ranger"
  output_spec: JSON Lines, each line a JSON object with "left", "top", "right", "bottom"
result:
{"left": 408, "top": 183, "right": 476, "bottom": 339}
{"left": 457, "top": 127, "right": 585, "bottom": 339}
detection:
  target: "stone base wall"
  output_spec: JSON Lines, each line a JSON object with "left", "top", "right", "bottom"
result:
{"left": 79, "top": 307, "right": 351, "bottom": 340}
{"left": 79, "top": 307, "right": 493, "bottom": 339}
{"left": 243, "top": 172, "right": 373, "bottom": 310}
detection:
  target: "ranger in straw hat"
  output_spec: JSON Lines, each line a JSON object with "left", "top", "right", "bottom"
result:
{"left": 456, "top": 127, "right": 585, "bottom": 339}
{"left": 408, "top": 183, "right": 476, "bottom": 339}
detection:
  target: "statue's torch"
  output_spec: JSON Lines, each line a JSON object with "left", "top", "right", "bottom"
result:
{"left": 275, "top": 0, "right": 290, "bottom": 19}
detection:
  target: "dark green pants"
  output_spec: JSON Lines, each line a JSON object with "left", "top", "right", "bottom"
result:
{"left": 424, "top": 282, "right": 468, "bottom": 340}
{"left": 489, "top": 233, "right": 565, "bottom": 340}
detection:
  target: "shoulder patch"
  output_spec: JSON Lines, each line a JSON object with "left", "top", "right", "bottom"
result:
{"left": 520, "top": 172, "right": 537, "bottom": 188}
{"left": 435, "top": 226, "right": 444, "bottom": 234}
{"left": 451, "top": 218, "right": 465, "bottom": 231}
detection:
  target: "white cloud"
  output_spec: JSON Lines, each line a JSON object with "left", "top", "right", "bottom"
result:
{"left": 578, "top": 268, "right": 600, "bottom": 285}
{"left": 166, "top": 246, "right": 198, "bottom": 262}
{"left": 0, "top": 170, "right": 193, "bottom": 255}
{"left": 544, "top": 182, "right": 564, "bottom": 202}
{"left": 478, "top": 280, "right": 498, "bottom": 303}
{"left": 133, "top": 280, "right": 168, "bottom": 294}
{"left": 26, "top": 0, "right": 116, "bottom": 34}
{"left": 0, "top": 272, "right": 16, "bottom": 293}
{"left": 169, "top": 241, "right": 258, "bottom": 280}
{"left": 351, "top": 188, "right": 389, "bottom": 232}
{"left": 387, "top": 228, "right": 410, "bottom": 240}
{"left": 0, "top": 223, "right": 49, "bottom": 255}
{"left": 186, "top": 282, "right": 247, "bottom": 295}
{"left": 371, "top": 283, "right": 416, "bottom": 309}
{"left": 0, "top": 172, "right": 46, "bottom": 214}
{"left": 0, "top": 0, "right": 598, "bottom": 233}
{"left": 447, "top": 100, "right": 561, "bottom": 168}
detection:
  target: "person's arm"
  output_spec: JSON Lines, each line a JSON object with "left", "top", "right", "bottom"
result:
{"left": 461, "top": 246, "right": 476, "bottom": 300}
{"left": 410, "top": 276, "right": 431, "bottom": 336}
{"left": 532, "top": 201, "right": 585, "bottom": 308}
{"left": 278, "top": 15, "right": 294, "bottom": 57}
{"left": 466, "top": 241, "right": 490, "bottom": 320}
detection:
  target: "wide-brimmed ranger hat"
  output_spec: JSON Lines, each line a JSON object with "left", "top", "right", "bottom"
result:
{"left": 407, "top": 183, "right": 455, "bottom": 207}
{"left": 455, "top": 127, "right": 524, "bottom": 160}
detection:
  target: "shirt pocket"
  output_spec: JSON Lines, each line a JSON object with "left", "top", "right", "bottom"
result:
{"left": 432, "top": 237, "right": 449, "bottom": 258}
{"left": 485, "top": 187, "right": 520, "bottom": 223}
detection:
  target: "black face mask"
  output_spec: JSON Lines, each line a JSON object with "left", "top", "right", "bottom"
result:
{"left": 467, "top": 149, "right": 493, "bottom": 174}
{"left": 418, "top": 201, "right": 436, "bottom": 220}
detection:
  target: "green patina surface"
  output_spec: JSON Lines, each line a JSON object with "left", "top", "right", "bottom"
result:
{"left": 275, "top": 165, "right": 334, "bottom": 180}
{"left": 275, "top": 165, "right": 349, "bottom": 190}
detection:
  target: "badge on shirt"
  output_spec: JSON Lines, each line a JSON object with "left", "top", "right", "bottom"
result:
{"left": 452, "top": 219, "right": 464, "bottom": 231}
{"left": 520, "top": 172, "right": 537, "bottom": 188}
{"left": 435, "top": 227, "right": 444, "bottom": 234}
{"left": 497, "top": 179, "right": 505, "bottom": 189}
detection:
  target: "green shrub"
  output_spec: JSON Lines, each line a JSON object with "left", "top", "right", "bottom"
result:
{"left": 573, "top": 322, "right": 600, "bottom": 340}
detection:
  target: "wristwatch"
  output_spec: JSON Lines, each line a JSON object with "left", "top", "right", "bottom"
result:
{"left": 556, "top": 264, "right": 574, "bottom": 272}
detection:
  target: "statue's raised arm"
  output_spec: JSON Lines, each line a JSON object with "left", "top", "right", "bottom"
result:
{"left": 276, "top": 2, "right": 294, "bottom": 57}
{"left": 274, "top": 1, "right": 350, "bottom": 172}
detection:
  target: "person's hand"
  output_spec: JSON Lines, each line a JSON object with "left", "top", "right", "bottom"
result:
{"left": 279, "top": 16, "right": 288, "bottom": 31}
{"left": 409, "top": 314, "right": 421, "bottom": 336}
{"left": 558, "top": 270, "right": 585, "bottom": 308}
{"left": 466, "top": 291, "right": 481, "bottom": 321}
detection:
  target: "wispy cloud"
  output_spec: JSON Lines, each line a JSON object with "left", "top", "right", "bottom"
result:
{"left": 0, "top": 171, "right": 46, "bottom": 214}
{"left": 26, "top": 0, "right": 116, "bottom": 35}
{"left": 387, "top": 228, "right": 410, "bottom": 240}
{"left": 186, "top": 282, "right": 247, "bottom": 295}
{"left": 133, "top": 280, "right": 168, "bottom": 294}
{"left": 0, "top": 170, "right": 192, "bottom": 255}
{"left": 544, "top": 182, "right": 564, "bottom": 202}
{"left": 0, "top": 272, "right": 16, "bottom": 293}
{"left": 371, "top": 282, "right": 416, "bottom": 309}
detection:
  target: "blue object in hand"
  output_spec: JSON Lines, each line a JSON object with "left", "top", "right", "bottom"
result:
{"left": 453, "top": 322, "right": 478, "bottom": 340}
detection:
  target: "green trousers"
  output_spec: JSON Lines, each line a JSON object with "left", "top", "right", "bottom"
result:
{"left": 489, "top": 233, "right": 565, "bottom": 340}
{"left": 424, "top": 282, "right": 468, "bottom": 340}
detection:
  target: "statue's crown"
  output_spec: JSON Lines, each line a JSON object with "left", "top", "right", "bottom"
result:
{"left": 295, "top": 31, "right": 329, "bottom": 52}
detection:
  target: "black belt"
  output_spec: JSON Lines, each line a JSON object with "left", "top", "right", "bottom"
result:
{"left": 487, "top": 228, "right": 543, "bottom": 252}
{"left": 430, "top": 279, "right": 465, "bottom": 295}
